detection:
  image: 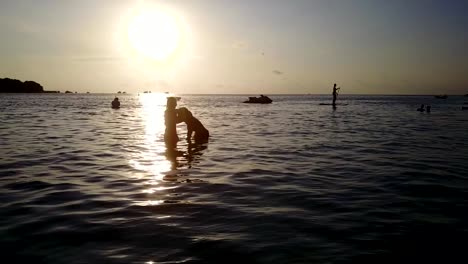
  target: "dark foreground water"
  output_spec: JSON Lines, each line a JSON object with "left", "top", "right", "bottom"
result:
{"left": 1, "top": 94, "right": 468, "bottom": 263}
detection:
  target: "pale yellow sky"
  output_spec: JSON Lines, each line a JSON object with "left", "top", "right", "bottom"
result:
{"left": 1, "top": 0, "right": 467, "bottom": 94}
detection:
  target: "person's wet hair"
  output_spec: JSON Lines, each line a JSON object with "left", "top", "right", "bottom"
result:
{"left": 167, "top": 97, "right": 177, "bottom": 109}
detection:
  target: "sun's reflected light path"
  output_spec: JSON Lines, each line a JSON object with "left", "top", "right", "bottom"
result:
{"left": 127, "top": 93, "right": 178, "bottom": 205}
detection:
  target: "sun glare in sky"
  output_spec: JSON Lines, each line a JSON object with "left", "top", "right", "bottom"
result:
{"left": 1, "top": 1, "right": 467, "bottom": 94}
{"left": 127, "top": 8, "right": 183, "bottom": 62}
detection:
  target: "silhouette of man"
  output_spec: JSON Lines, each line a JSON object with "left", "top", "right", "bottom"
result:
{"left": 332, "top": 84, "right": 340, "bottom": 106}
{"left": 164, "top": 97, "right": 182, "bottom": 148}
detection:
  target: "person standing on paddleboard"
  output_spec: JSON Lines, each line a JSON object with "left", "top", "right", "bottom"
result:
{"left": 332, "top": 83, "right": 340, "bottom": 106}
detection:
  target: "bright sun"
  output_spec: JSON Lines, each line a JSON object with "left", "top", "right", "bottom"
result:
{"left": 127, "top": 9, "right": 182, "bottom": 61}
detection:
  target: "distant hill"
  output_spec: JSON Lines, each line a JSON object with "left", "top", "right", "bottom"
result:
{"left": 0, "top": 78, "right": 58, "bottom": 93}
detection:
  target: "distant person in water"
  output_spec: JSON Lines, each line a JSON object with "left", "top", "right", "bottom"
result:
{"left": 164, "top": 97, "right": 182, "bottom": 148}
{"left": 426, "top": 105, "right": 431, "bottom": 113}
{"left": 111, "top": 97, "right": 120, "bottom": 109}
{"left": 417, "top": 104, "right": 425, "bottom": 112}
{"left": 178, "top": 107, "right": 209, "bottom": 142}
{"left": 332, "top": 83, "right": 340, "bottom": 106}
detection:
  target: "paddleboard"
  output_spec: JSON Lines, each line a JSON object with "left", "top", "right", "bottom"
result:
{"left": 319, "top": 103, "right": 348, "bottom": 106}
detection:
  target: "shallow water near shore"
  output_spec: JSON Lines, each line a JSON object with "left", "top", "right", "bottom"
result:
{"left": 1, "top": 94, "right": 468, "bottom": 263}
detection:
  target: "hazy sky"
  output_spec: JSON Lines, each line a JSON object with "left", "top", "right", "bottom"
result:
{"left": 1, "top": 0, "right": 467, "bottom": 94}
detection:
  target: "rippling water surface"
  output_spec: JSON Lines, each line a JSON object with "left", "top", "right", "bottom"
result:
{"left": 1, "top": 94, "right": 468, "bottom": 263}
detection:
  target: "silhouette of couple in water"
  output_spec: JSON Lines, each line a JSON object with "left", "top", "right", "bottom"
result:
{"left": 164, "top": 97, "right": 209, "bottom": 148}
{"left": 163, "top": 97, "right": 209, "bottom": 177}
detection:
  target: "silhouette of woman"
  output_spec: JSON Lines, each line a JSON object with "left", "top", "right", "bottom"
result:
{"left": 177, "top": 107, "right": 209, "bottom": 143}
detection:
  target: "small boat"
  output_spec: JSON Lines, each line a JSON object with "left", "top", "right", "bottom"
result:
{"left": 243, "top": 95, "right": 272, "bottom": 104}
{"left": 434, "top": 95, "right": 447, "bottom": 99}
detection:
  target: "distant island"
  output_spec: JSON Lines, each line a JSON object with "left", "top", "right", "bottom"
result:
{"left": 0, "top": 78, "right": 59, "bottom": 93}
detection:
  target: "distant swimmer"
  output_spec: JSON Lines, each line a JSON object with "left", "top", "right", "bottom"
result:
{"left": 332, "top": 83, "right": 340, "bottom": 106}
{"left": 417, "top": 104, "right": 425, "bottom": 112}
{"left": 111, "top": 97, "right": 120, "bottom": 109}
{"left": 178, "top": 107, "right": 210, "bottom": 142}
{"left": 426, "top": 105, "right": 431, "bottom": 113}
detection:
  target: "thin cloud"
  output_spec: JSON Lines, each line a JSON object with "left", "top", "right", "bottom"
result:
{"left": 73, "top": 57, "right": 126, "bottom": 62}
{"left": 273, "top": 70, "right": 283, "bottom": 75}
{"left": 232, "top": 41, "right": 248, "bottom": 49}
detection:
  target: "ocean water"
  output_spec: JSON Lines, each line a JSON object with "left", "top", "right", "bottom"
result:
{"left": 1, "top": 94, "right": 467, "bottom": 264}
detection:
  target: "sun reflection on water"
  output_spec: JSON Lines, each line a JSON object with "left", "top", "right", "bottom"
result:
{"left": 134, "top": 200, "right": 165, "bottom": 206}
{"left": 142, "top": 186, "right": 178, "bottom": 194}
{"left": 127, "top": 93, "right": 173, "bottom": 182}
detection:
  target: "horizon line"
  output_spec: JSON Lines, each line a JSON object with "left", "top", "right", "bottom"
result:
{"left": 7, "top": 92, "right": 466, "bottom": 96}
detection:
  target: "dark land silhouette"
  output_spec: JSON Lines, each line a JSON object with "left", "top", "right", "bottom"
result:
{"left": 0, "top": 78, "right": 59, "bottom": 93}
